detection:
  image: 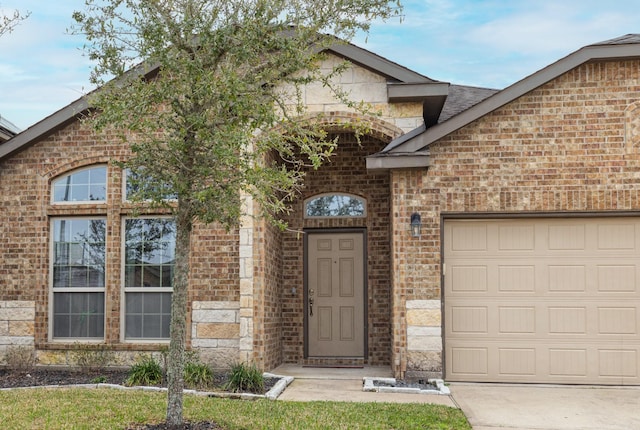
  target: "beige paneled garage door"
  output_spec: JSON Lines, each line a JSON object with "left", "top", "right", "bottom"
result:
{"left": 444, "top": 218, "right": 640, "bottom": 385}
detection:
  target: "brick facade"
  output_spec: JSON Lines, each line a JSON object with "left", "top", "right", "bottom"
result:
{"left": 0, "top": 53, "right": 418, "bottom": 370}
{"left": 0, "top": 46, "right": 640, "bottom": 376}
{"left": 8, "top": 49, "right": 635, "bottom": 379}
{"left": 281, "top": 132, "right": 393, "bottom": 365}
{"left": 392, "top": 59, "right": 640, "bottom": 378}
{"left": 0, "top": 121, "right": 240, "bottom": 365}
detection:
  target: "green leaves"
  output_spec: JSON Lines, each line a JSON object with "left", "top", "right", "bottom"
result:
{"left": 71, "top": 1, "right": 403, "bottom": 425}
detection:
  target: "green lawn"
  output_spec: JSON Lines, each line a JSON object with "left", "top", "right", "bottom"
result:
{"left": 0, "top": 387, "right": 470, "bottom": 429}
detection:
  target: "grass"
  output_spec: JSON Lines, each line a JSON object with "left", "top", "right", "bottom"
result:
{"left": 0, "top": 387, "right": 470, "bottom": 429}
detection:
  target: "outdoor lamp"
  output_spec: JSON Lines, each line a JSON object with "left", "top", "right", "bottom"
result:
{"left": 410, "top": 212, "right": 422, "bottom": 237}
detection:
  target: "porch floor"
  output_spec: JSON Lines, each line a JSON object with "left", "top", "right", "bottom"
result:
{"left": 270, "top": 364, "right": 455, "bottom": 405}
{"left": 270, "top": 364, "right": 392, "bottom": 380}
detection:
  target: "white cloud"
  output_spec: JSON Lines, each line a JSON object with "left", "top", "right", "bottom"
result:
{"left": 2, "top": 0, "right": 640, "bottom": 129}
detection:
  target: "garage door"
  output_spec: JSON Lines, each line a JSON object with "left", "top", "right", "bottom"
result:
{"left": 444, "top": 218, "right": 640, "bottom": 385}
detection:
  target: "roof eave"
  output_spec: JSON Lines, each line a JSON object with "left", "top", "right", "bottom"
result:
{"left": 387, "top": 42, "right": 640, "bottom": 154}
{"left": 366, "top": 151, "right": 431, "bottom": 170}
{"left": 0, "top": 98, "right": 89, "bottom": 161}
{"left": 388, "top": 82, "right": 450, "bottom": 127}
{"left": 327, "top": 43, "right": 435, "bottom": 83}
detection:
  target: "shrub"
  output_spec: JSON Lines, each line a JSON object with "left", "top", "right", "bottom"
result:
{"left": 184, "top": 361, "right": 214, "bottom": 389}
{"left": 223, "top": 362, "right": 264, "bottom": 394}
{"left": 4, "top": 346, "right": 37, "bottom": 373}
{"left": 71, "top": 343, "right": 115, "bottom": 372}
{"left": 126, "top": 355, "right": 164, "bottom": 386}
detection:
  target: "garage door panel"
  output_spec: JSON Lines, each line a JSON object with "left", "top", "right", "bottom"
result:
{"left": 447, "top": 299, "right": 640, "bottom": 339}
{"left": 498, "top": 306, "right": 536, "bottom": 334}
{"left": 598, "top": 307, "right": 637, "bottom": 334}
{"left": 597, "top": 265, "right": 637, "bottom": 292}
{"left": 548, "top": 306, "right": 587, "bottom": 334}
{"left": 447, "top": 338, "right": 640, "bottom": 383}
{"left": 450, "top": 306, "right": 488, "bottom": 333}
{"left": 498, "top": 224, "right": 535, "bottom": 250}
{"left": 548, "top": 224, "right": 586, "bottom": 250}
{"left": 450, "top": 265, "right": 487, "bottom": 292}
{"left": 450, "top": 223, "right": 488, "bottom": 251}
{"left": 597, "top": 223, "right": 636, "bottom": 250}
{"left": 450, "top": 347, "right": 488, "bottom": 375}
{"left": 498, "top": 265, "right": 536, "bottom": 292}
{"left": 599, "top": 350, "right": 638, "bottom": 377}
{"left": 549, "top": 348, "right": 588, "bottom": 377}
{"left": 498, "top": 348, "right": 537, "bottom": 375}
{"left": 444, "top": 218, "right": 640, "bottom": 385}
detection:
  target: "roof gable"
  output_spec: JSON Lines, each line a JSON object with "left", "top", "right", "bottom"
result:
{"left": 0, "top": 40, "right": 447, "bottom": 162}
{"left": 368, "top": 34, "right": 640, "bottom": 170}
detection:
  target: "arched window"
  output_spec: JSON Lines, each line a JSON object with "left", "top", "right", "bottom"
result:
{"left": 304, "top": 193, "right": 366, "bottom": 218}
{"left": 48, "top": 164, "right": 174, "bottom": 342}
{"left": 52, "top": 166, "right": 107, "bottom": 203}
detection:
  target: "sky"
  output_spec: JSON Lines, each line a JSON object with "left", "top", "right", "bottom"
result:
{"left": 1, "top": 0, "right": 640, "bottom": 131}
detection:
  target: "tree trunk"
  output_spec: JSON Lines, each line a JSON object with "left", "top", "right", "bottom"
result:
{"left": 166, "top": 206, "right": 192, "bottom": 427}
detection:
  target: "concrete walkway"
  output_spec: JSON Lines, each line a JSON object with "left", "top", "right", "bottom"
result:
{"left": 271, "top": 364, "right": 456, "bottom": 406}
{"left": 271, "top": 365, "right": 640, "bottom": 430}
{"left": 450, "top": 383, "right": 640, "bottom": 430}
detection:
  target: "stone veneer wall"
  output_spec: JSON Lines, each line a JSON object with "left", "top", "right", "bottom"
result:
{"left": 0, "top": 301, "right": 35, "bottom": 359}
{"left": 238, "top": 196, "right": 255, "bottom": 364}
{"left": 391, "top": 59, "right": 640, "bottom": 378}
{"left": 405, "top": 300, "right": 441, "bottom": 379}
{"left": 191, "top": 301, "right": 240, "bottom": 367}
{"left": 294, "top": 53, "right": 424, "bottom": 134}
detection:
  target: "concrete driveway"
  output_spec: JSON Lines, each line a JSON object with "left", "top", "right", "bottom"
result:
{"left": 450, "top": 383, "right": 640, "bottom": 430}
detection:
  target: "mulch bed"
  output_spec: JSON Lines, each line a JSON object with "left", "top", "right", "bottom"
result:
{"left": 0, "top": 368, "right": 130, "bottom": 388}
{"left": 0, "top": 368, "right": 280, "bottom": 430}
{"left": 0, "top": 368, "right": 278, "bottom": 392}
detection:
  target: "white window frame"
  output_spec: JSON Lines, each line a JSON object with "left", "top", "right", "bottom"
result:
{"left": 48, "top": 217, "right": 106, "bottom": 342}
{"left": 120, "top": 216, "right": 175, "bottom": 343}
{"left": 51, "top": 165, "right": 108, "bottom": 205}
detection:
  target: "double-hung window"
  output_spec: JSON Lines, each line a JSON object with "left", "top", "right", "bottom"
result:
{"left": 51, "top": 166, "right": 107, "bottom": 339}
{"left": 124, "top": 218, "right": 175, "bottom": 339}
{"left": 50, "top": 165, "right": 175, "bottom": 342}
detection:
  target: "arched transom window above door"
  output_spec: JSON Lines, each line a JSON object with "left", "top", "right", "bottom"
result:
{"left": 304, "top": 193, "right": 366, "bottom": 218}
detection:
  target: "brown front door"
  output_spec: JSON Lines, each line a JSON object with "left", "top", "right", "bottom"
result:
{"left": 306, "top": 231, "right": 365, "bottom": 357}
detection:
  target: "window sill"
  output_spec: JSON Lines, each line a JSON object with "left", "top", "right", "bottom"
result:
{"left": 39, "top": 341, "right": 170, "bottom": 351}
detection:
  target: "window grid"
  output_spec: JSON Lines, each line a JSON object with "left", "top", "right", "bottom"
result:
{"left": 52, "top": 166, "right": 107, "bottom": 203}
{"left": 51, "top": 218, "right": 106, "bottom": 339}
{"left": 49, "top": 165, "right": 176, "bottom": 343}
{"left": 123, "top": 218, "right": 175, "bottom": 340}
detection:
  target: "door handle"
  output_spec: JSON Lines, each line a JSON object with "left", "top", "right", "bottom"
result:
{"left": 309, "top": 289, "right": 314, "bottom": 317}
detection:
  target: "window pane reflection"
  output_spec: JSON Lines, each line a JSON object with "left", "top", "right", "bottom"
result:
{"left": 52, "top": 166, "right": 107, "bottom": 202}
{"left": 305, "top": 194, "right": 366, "bottom": 218}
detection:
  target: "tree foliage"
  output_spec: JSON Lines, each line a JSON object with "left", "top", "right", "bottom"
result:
{"left": 72, "top": 0, "right": 402, "bottom": 426}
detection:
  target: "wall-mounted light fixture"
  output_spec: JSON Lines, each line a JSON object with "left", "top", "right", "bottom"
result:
{"left": 410, "top": 212, "right": 422, "bottom": 238}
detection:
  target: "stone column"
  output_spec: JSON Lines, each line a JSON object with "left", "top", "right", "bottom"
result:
{"left": 238, "top": 194, "right": 254, "bottom": 363}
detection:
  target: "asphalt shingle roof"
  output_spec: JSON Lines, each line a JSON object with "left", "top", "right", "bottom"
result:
{"left": 590, "top": 33, "right": 640, "bottom": 46}
{"left": 438, "top": 85, "right": 500, "bottom": 123}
